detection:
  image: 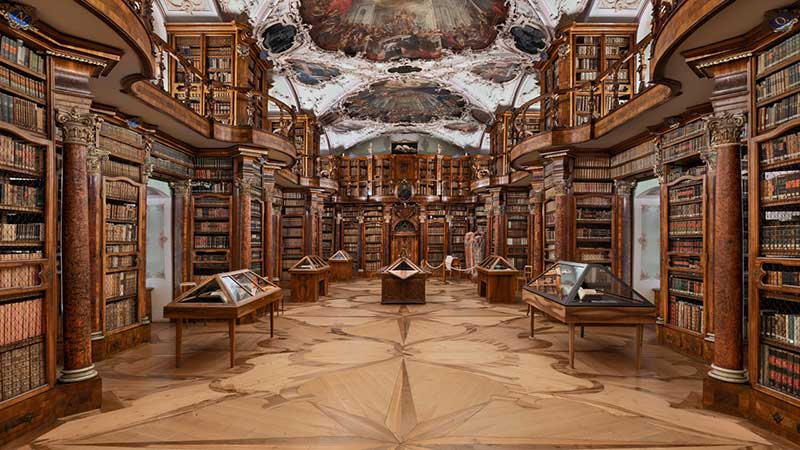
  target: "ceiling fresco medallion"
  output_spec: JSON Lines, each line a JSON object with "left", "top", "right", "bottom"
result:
{"left": 471, "top": 60, "right": 520, "bottom": 83}
{"left": 287, "top": 59, "right": 342, "bottom": 85}
{"left": 342, "top": 79, "right": 468, "bottom": 123}
{"left": 298, "top": 0, "right": 509, "bottom": 61}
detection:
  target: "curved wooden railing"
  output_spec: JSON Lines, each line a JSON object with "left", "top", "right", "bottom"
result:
{"left": 511, "top": 33, "right": 653, "bottom": 143}
{"left": 651, "top": 0, "right": 684, "bottom": 43}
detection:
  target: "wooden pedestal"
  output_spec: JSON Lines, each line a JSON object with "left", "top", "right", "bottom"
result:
{"left": 477, "top": 269, "right": 518, "bottom": 303}
{"left": 329, "top": 260, "right": 354, "bottom": 282}
{"left": 289, "top": 267, "right": 330, "bottom": 303}
{"left": 381, "top": 273, "right": 427, "bottom": 304}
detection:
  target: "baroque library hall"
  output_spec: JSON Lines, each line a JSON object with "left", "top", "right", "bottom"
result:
{"left": 10, "top": 0, "right": 800, "bottom": 448}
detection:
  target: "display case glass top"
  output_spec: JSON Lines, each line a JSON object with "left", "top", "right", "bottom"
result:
{"left": 381, "top": 257, "right": 426, "bottom": 280}
{"left": 478, "top": 255, "right": 518, "bottom": 272}
{"left": 171, "top": 269, "right": 280, "bottom": 307}
{"left": 329, "top": 250, "right": 352, "bottom": 261}
{"left": 289, "top": 255, "right": 330, "bottom": 271}
{"left": 524, "top": 261, "right": 650, "bottom": 307}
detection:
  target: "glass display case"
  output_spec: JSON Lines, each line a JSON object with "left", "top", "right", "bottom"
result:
{"left": 523, "top": 261, "right": 655, "bottom": 369}
{"left": 525, "top": 261, "right": 651, "bottom": 307}
{"left": 380, "top": 256, "right": 428, "bottom": 304}
{"left": 163, "top": 269, "right": 282, "bottom": 368}
{"left": 476, "top": 255, "right": 519, "bottom": 303}
{"left": 329, "top": 250, "right": 352, "bottom": 261}
{"left": 288, "top": 255, "right": 331, "bottom": 303}
{"left": 329, "top": 250, "right": 354, "bottom": 282}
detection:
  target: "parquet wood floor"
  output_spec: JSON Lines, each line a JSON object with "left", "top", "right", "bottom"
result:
{"left": 18, "top": 280, "right": 800, "bottom": 449}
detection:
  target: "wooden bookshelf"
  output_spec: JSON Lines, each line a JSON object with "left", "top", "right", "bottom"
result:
{"left": 341, "top": 205, "right": 361, "bottom": 273}
{"left": 571, "top": 154, "right": 613, "bottom": 268}
{"left": 657, "top": 117, "right": 712, "bottom": 360}
{"left": 426, "top": 205, "right": 447, "bottom": 266}
{"left": 449, "top": 204, "right": 471, "bottom": 263}
{"left": 281, "top": 190, "right": 307, "bottom": 280}
{"left": 0, "top": 29, "right": 54, "bottom": 405}
{"left": 418, "top": 156, "right": 438, "bottom": 197}
{"left": 192, "top": 193, "right": 232, "bottom": 281}
{"left": 505, "top": 190, "right": 529, "bottom": 271}
{"left": 363, "top": 205, "right": 383, "bottom": 273}
{"left": 321, "top": 204, "right": 334, "bottom": 260}
{"left": 749, "top": 30, "right": 800, "bottom": 415}
{"left": 251, "top": 197, "right": 264, "bottom": 276}
{"left": 166, "top": 22, "right": 269, "bottom": 126}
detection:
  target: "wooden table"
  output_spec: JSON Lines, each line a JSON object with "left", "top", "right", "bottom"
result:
{"left": 523, "top": 290, "right": 655, "bottom": 369}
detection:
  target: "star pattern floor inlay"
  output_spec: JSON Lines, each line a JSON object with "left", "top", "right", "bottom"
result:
{"left": 20, "top": 279, "right": 800, "bottom": 450}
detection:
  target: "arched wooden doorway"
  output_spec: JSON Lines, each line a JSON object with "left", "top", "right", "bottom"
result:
{"left": 392, "top": 219, "right": 419, "bottom": 263}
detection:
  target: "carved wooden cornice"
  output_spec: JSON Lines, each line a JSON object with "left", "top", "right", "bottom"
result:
{"left": 551, "top": 179, "right": 571, "bottom": 196}
{"left": 86, "top": 147, "right": 110, "bottom": 175}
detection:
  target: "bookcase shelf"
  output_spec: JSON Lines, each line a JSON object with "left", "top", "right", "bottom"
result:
{"left": 192, "top": 191, "right": 232, "bottom": 281}
{"left": 0, "top": 32, "right": 53, "bottom": 403}
{"left": 657, "top": 116, "right": 712, "bottom": 360}
{"left": 505, "top": 190, "right": 529, "bottom": 271}
{"left": 426, "top": 206, "right": 446, "bottom": 266}
{"left": 364, "top": 205, "right": 383, "bottom": 273}
{"left": 281, "top": 190, "right": 307, "bottom": 280}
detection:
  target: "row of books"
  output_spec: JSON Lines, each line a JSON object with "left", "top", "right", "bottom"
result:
{"left": 194, "top": 169, "right": 232, "bottom": 179}
{"left": 106, "top": 203, "right": 136, "bottom": 222}
{"left": 667, "top": 165, "right": 706, "bottom": 183}
{"left": 105, "top": 296, "right": 137, "bottom": 332}
{"left": 757, "top": 32, "right": 800, "bottom": 74}
{"left": 576, "top": 196, "right": 612, "bottom": 207}
{"left": 0, "top": 337, "right": 46, "bottom": 401}
{"left": 195, "top": 221, "right": 228, "bottom": 233}
{"left": 662, "top": 135, "right": 706, "bottom": 161}
{"left": 573, "top": 167, "right": 611, "bottom": 180}
{"left": 506, "top": 237, "right": 528, "bottom": 246}
{"left": 669, "top": 239, "right": 703, "bottom": 254}
{"left": 761, "top": 171, "right": 800, "bottom": 201}
{"left": 762, "top": 310, "right": 800, "bottom": 346}
{"left": 107, "top": 255, "right": 136, "bottom": 270}
{"left": 669, "top": 184, "right": 702, "bottom": 202}
{"left": 0, "top": 92, "right": 44, "bottom": 133}
{"left": 0, "top": 65, "right": 45, "bottom": 100}
{"left": 756, "top": 61, "right": 800, "bottom": 102}
{"left": 0, "top": 264, "right": 39, "bottom": 289}
{"left": 0, "top": 297, "right": 42, "bottom": 346}
{"left": 102, "top": 159, "right": 139, "bottom": 181}
{"left": 758, "top": 92, "right": 800, "bottom": 131}
{"left": 575, "top": 94, "right": 600, "bottom": 110}
{"left": 761, "top": 224, "right": 800, "bottom": 253}
{"left": 104, "top": 270, "right": 137, "bottom": 299}
{"left": 577, "top": 250, "right": 611, "bottom": 262}
{"left": 765, "top": 269, "right": 800, "bottom": 288}
{"left": 283, "top": 228, "right": 303, "bottom": 239}
{"left": 282, "top": 217, "right": 304, "bottom": 227}
{"left": 668, "top": 219, "right": 702, "bottom": 237}
{"left": 0, "top": 134, "right": 41, "bottom": 173}
{"left": 0, "top": 182, "right": 41, "bottom": 208}
{"left": 282, "top": 238, "right": 302, "bottom": 248}
{"left": 0, "top": 223, "right": 41, "bottom": 241}
{"left": 194, "top": 253, "right": 227, "bottom": 262}
{"left": 610, "top": 145, "right": 657, "bottom": 176}
{"left": 99, "top": 137, "right": 142, "bottom": 163}
{"left": 661, "top": 120, "right": 705, "bottom": 147}
{"left": 194, "top": 235, "right": 229, "bottom": 249}
{"left": 669, "top": 203, "right": 702, "bottom": 218}
{"left": 195, "top": 158, "right": 233, "bottom": 169}
{"left": 0, "top": 35, "right": 45, "bottom": 74}
{"left": 576, "top": 209, "right": 611, "bottom": 221}
{"left": 106, "top": 181, "right": 138, "bottom": 201}
{"left": 671, "top": 255, "right": 700, "bottom": 271}
{"left": 106, "top": 243, "right": 135, "bottom": 254}
{"left": 576, "top": 227, "right": 611, "bottom": 238}
{"left": 759, "top": 344, "right": 800, "bottom": 398}
{"left": 669, "top": 297, "right": 704, "bottom": 333}
{"left": 0, "top": 250, "right": 41, "bottom": 261}
{"left": 150, "top": 156, "right": 193, "bottom": 178}
{"left": 195, "top": 207, "right": 229, "bottom": 219}
{"left": 669, "top": 276, "right": 703, "bottom": 297}
{"left": 761, "top": 130, "right": 800, "bottom": 165}
{"left": 101, "top": 122, "right": 143, "bottom": 148}
{"left": 106, "top": 223, "right": 136, "bottom": 242}
{"left": 192, "top": 182, "right": 231, "bottom": 194}
{"left": 577, "top": 59, "right": 600, "bottom": 70}
{"left": 573, "top": 182, "right": 613, "bottom": 193}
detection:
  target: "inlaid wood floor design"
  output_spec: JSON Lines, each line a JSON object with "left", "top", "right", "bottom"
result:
{"left": 23, "top": 280, "right": 800, "bottom": 449}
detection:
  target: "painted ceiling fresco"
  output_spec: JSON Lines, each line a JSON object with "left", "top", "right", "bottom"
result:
{"left": 158, "top": 0, "right": 646, "bottom": 152}
{"left": 343, "top": 80, "right": 468, "bottom": 123}
{"left": 299, "top": 0, "right": 509, "bottom": 62}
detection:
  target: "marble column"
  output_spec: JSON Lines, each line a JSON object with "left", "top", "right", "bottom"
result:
{"left": 530, "top": 190, "right": 544, "bottom": 276}
{"left": 57, "top": 108, "right": 100, "bottom": 383}
{"left": 86, "top": 147, "right": 109, "bottom": 343}
{"left": 237, "top": 176, "right": 255, "bottom": 270}
{"left": 553, "top": 179, "right": 571, "bottom": 261}
{"left": 170, "top": 179, "right": 192, "bottom": 296}
{"left": 707, "top": 113, "right": 747, "bottom": 384}
{"left": 614, "top": 180, "right": 635, "bottom": 285}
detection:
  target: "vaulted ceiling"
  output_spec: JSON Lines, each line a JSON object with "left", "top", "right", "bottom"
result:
{"left": 155, "top": 0, "right": 649, "bottom": 153}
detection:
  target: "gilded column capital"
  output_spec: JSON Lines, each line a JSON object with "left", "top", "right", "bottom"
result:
{"left": 86, "top": 147, "right": 110, "bottom": 175}
{"left": 707, "top": 113, "right": 746, "bottom": 148}
{"left": 56, "top": 108, "right": 102, "bottom": 146}
{"left": 170, "top": 179, "right": 193, "bottom": 197}
{"left": 235, "top": 176, "right": 259, "bottom": 196}
{"left": 614, "top": 179, "right": 636, "bottom": 196}
{"left": 552, "top": 179, "right": 571, "bottom": 196}
{"left": 700, "top": 147, "right": 718, "bottom": 171}
{"left": 529, "top": 190, "right": 544, "bottom": 205}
